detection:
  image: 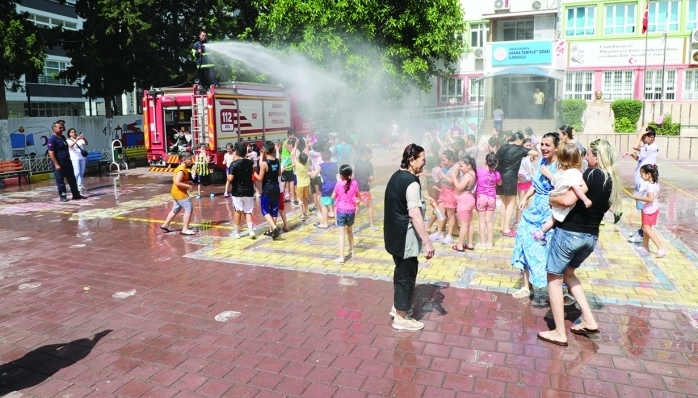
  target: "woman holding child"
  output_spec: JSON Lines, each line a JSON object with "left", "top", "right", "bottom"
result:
{"left": 538, "top": 139, "right": 622, "bottom": 346}
{"left": 510, "top": 132, "right": 560, "bottom": 299}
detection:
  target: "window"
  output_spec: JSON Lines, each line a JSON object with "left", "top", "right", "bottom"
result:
{"left": 469, "top": 23, "right": 488, "bottom": 48}
{"left": 648, "top": 0, "right": 679, "bottom": 32}
{"left": 25, "top": 102, "right": 78, "bottom": 117}
{"left": 605, "top": 4, "right": 635, "bottom": 34}
{"left": 41, "top": 60, "right": 71, "bottom": 85}
{"left": 26, "top": 13, "right": 78, "bottom": 30}
{"left": 502, "top": 20, "right": 534, "bottom": 41}
{"left": 563, "top": 71, "right": 594, "bottom": 100}
{"left": 440, "top": 77, "right": 463, "bottom": 104}
{"left": 683, "top": 70, "right": 698, "bottom": 100}
{"left": 645, "top": 69, "right": 676, "bottom": 100}
{"left": 688, "top": 0, "right": 698, "bottom": 30}
{"left": 602, "top": 71, "right": 634, "bottom": 100}
{"left": 469, "top": 78, "right": 483, "bottom": 103}
{"left": 566, "top": 6, "right": 596, "bottom": 36}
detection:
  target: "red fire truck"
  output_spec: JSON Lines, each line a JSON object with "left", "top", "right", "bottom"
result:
{"left": 142, "top": 82, "right": 310, "bottom": 167}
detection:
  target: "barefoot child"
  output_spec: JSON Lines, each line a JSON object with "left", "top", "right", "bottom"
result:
{"left": 475, "top": 153, "right": 501, "bottom": 249}
{"left": 632, "top": 164, "right": 667, "bottom": 257}
{"left": 160, "top": 152, "right": 197, "bottom": 235}
{"left": 332, "top": 165, "right": 358, "bottom": 263}
{"left": 254, "top": 141, "right": 282, "bottom": 239}
{"left": 532, "top": 143, "right": 592, "bottom": 245}
{"left": 353, "top": 146, "right": 377, "bottom": 231}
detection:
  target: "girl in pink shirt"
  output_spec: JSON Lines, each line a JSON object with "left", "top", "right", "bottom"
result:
{"left": 332, "top": 164, "right": 358, "bottom": 264}
{"left": 475, "top": 153, "right": 502, "bottom": 249}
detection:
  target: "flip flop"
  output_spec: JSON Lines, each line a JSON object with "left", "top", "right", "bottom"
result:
{"left": 465, "top": 245, "right": 475, "bottom": 250}
{"left": 537, "top": 331, "right": 568, "bottom": 347}
{"left": 180, "top": 230, "right": 197, "bottom": 236}
{"left": 570, "top": 326, "right": 599, "bottom": 335}
{"left": 160, "top": 226, "right": 173, "bottom": 233}
{"left": 313, "top": 222, "right": 329, "bottom": 229}
{"left": 451, "top": 245, "right": 465, "bottom": 252}
{"left": 512, "top": 288, "right": 531, "bottom": 299}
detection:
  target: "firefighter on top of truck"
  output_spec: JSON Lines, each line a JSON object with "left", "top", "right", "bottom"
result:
{"left": 192, "top": 30, "right": 219, "bottom": 92}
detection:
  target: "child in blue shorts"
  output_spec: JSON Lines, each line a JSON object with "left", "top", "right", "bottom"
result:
{"left": 310, "top": 149, "right": 337, "bottom": 229}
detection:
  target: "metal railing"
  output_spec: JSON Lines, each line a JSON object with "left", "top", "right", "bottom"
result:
{"left": 0, "top": 149, "right": 111, "bottom": 174}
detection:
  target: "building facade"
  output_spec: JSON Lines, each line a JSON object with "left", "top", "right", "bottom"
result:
{"left": 438, "top": 0, "right": 564, "bottom": 125}
{"left": 6, "top": 0, "right": 137, "bottom": 118}
{"left": 439, "top": 0, "right": 698, "bottom": 127}
{"left": 562, "top": 0, "right": 694, "bottom": 107}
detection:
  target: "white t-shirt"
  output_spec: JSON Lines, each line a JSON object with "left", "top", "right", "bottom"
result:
{"left": 549, "top": 168, "right": 584, "bottom": 222}
{"left": 493, "top": 109, "right": 504, "bottom": 120}
{"left": 246, "top": 151, "right": 259, "bottom": 168}
{"left": 224, "top": 152, "right": 235, "bottom": 168}
{"left": 634, "top": 143, "right": 659, "bottom": 192}
{"left": 517, "top": 157, "right": 534, "bottom": 182}
{"left": 404, "top": 181, "right": 425, "bottom": 258}
{"left": 67, "top": 138, "right": 86, "bottom": 160}
{"left": 641, "top": 182, "right": 660, "bottom": 214}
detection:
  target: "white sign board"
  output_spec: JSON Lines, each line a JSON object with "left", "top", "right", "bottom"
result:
{"left": 568, "top": 38, "right": 684, "bottom": 68}
{"left": 263, "top": 100, "right": 291, "bottom": 132}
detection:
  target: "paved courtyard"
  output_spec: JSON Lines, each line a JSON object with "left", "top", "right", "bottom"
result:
{"left": 0, "top": 148, "right": 698, "bottom": 397}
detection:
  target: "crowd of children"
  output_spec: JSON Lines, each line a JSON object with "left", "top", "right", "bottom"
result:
{"left": 161, "top": 122, "right": 667, "bottom": 260}
{"left": 161, "top": 129, "right": 377, "bottom": 262}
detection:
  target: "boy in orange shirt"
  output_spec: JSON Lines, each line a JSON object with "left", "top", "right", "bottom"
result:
{"left": 160, "top": 152, "right": 198, "bottom": 235}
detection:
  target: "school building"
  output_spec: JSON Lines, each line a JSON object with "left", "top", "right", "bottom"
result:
{"left": 437, "top": 0, "right": 698, "bottom": 132}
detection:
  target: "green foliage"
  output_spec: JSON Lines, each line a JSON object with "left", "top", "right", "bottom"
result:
{"left": 610, "top": 99, "right": 642, "bottom": 133}
{"left": 558, "top": 99, "right": 587, "bottom": 131}
{"left": 246, "top": 0, "right": 467, "bottom": 103}
{"left": 649, "top": 114, "right": 680, "bottom": 136}
{"left": 614, "top": 117, "right": 637, "bottom": 133}
{"left": 0, "top": 0, "right": 56, "bottom": 118}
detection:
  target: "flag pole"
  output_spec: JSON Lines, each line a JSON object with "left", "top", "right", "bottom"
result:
{"left": 659, "top": 11, "right": 669, "bottom": 116}
{"left": 641, "top": 1, "right": 649, "bottom": 126}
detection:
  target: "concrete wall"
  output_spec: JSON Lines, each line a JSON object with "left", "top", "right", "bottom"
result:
{"left": 577, "top": 133, "right": 698, "bottom": 161}
{"left": 0, "top": 116, "right": 142, "bottom": 159}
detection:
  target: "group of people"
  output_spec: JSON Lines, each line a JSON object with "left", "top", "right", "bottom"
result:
{"left": 47, "top": 120, "right": 89, "bottom": 202}
{"left": 161, "top": 129, "right": 378, "bottom": 264}
{"left": 385, "top": 124, "right": 663, "bottom": 341}
{"left": 155, "top": 118, "right": 662, "bottom": 341}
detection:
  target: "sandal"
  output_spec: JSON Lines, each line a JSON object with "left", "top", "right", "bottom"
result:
{"left": 570, "top": 325, "right": 599, "bottom": 335}
{"left": 465, "top": 245, "right": 475, "bottom": 250}
{"left": 503, "top": 229, "right": 517, "bottom": 237}
{"left": 263, "top": 229, "right": 273, "bottom": 237}
{"left": 537, "top": 331, "right": 568, "bottom": 347}
{"left": 451, "top": 245, "right": 465, "bottom": 252}
{"left": 334, "top": 257, "right": 345, "bottom": 264}
{"left": 180, "top": 230, "right": 197, "bottom": 236}
{"left": 160, "top": 226, "right": 173, "bottom": 233}
{"left": 512, "top": 287, "right": 531, "bottom": 299}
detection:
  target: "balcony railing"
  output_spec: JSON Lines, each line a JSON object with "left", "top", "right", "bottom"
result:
{"left": 35, "top": 75, "right": 78, "bottom": 86}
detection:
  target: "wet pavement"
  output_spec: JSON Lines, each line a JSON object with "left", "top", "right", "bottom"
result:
{"left": 0, "top": 148, "right": 698, "bottom": 397}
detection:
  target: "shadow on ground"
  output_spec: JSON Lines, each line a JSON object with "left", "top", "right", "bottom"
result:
{"left": 0, "top": 330, "right": 111, "bottom": 393}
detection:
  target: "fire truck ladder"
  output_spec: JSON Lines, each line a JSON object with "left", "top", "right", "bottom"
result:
{"left": 191, "top": 95, "right": 209, "bottom": 149}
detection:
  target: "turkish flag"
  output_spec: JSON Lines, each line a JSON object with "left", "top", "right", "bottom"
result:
{"left": 641, "top": 2, "right": 649, "bottom": 34}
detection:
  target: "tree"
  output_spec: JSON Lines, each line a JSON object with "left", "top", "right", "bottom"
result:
{"left": 60, "top": 0, "right": 155, "bottom": 118}
{"left": 246, "top": 0, "right": 467, "bottom": 103}
{"left": 0, "top": 1, "right": 55, "bottom": 120}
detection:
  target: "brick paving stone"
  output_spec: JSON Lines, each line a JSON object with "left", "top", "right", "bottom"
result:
{"left": 2, "top": 155, "right": 698, "bottom": 398}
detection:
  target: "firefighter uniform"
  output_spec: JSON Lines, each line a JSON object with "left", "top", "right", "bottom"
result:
{"left": 192, "top": 40, "right": 219, "bottom": 91}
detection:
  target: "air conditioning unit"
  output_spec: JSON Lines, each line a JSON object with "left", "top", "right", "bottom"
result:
{"left": 692, "top": 50, "right": 698, "bottom": 64}
{"left": 532, "top": 1, "right": 542, "bottom": 10}
{"left": 692, "top": 29, "right": 698, "bottom": 49}
{"left": 473, "top": 48, "right": 484, "bottom": 59}
{"left": 494, "top": 0, "right": 510, "bottom": 11}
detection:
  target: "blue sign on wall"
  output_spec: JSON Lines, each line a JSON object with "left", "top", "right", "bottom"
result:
{"left": 491, "top": 41, "right": 552, "bottom": 66}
